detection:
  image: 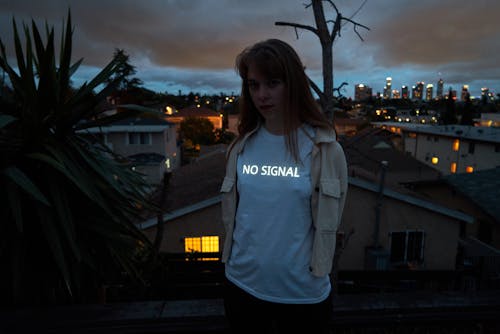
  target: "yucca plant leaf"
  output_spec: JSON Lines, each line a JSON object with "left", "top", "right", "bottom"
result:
{"left": 12, "top": 19, "right": 27, "bottom": 83}
{"left": 31, "top": 145, "right": 109, "bottom": 213}
{"left": 47, "top": 176, "right": 81, "bottom": 262}
{"left": 6, "top": 180, "right": 23, "bottom": 232}
{"left": 58, "top": 11, "right": 72, "bottom": 95}
{"left": 37, "top": 206, "right": 73, "bottom": 297}
{"left": 68, "top": 57, "right": 83, "bottom": 78}
{"left": 2, "top": 166, "right": 50, "bottom": 206}
{"left": 0, "top": 114, "right": 17, "bottom": 129}
{"left": 0, "top": 40, "right": 23, "bottom": 96}
{"left": 1, "top": 11, "right": 156, "bottom": 304}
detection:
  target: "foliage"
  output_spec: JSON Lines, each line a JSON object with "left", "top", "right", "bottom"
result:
{"left": 180, "top": 117, "right": 215, "bottom": 146}
{"left": 0, "top": 11, "right": 160, "bottom": 305}
{"left": 106, "top": 48, "right": 143, "bottom": 91}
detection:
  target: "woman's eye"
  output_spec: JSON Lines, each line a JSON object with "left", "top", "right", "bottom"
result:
{"left": 248, "top": 82, "right": 258, "bottom": 90}
{"left": 268, "top": 79, "right": 281, "bottom": 88}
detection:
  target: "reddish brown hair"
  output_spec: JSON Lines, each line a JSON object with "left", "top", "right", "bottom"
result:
{"left": 235, "top": 39, "right": 331, "bottom": 161}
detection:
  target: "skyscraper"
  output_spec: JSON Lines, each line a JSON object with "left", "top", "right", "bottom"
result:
{"left": 426, "top": 84, "right": 433, "bottom": 101}
{"left": 354, "top": 84, "right": 372, "bottom": 101}
{"left": 401, "top": 85, "right": 409, "bottom": 99}
{"left": 414, "top": 82, "right": 424, "bottom": 100}
{"left": 383, "top": 77, "right": 392, "bottom": 99}
{"left": 461, "top": 85, "right": 469, "bottom": 101}
{"left": 437, "top": 78, "right": 444, "bottom": 99}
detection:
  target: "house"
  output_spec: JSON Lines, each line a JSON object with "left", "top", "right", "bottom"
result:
{"left": 373, "top": 122, "right": 500, "bottom": 175}
{"left": 342, "top": 127, "right": 441, "bottom": 188}
{"left": 339, "top": 177, "right": 474, "bottom": 271}
{"left": 140, "top": 147, "right": 226, "bottom": 255}
{"left": 138, "top": 141, "right": 474, "bottom": 275}
{"left": 334, "top": 117, "right": 368, "bottom": 137}
{"left": 82, "top": 116, "right": 180, "bottom": 185}
{"left": 166, "top": 106, "right": 223, "bottom": 133}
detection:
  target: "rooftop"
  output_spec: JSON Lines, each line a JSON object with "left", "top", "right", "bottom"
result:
{"left": 373, "top": 122, "right": 500, "bottom": 144}
{"left": 445, "top": 167, "right": 500, "bottom": 223}
{"left": 171, "top": 106, "right": 221, "bottom": 118}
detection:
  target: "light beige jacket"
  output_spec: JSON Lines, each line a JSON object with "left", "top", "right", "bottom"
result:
{"left": 220, "top": 125, "right": 348, "bottom": 277}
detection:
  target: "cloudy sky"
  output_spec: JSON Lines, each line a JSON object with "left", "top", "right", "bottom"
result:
{"left": 1, "top": 0, "right": 499, "bottom": 99}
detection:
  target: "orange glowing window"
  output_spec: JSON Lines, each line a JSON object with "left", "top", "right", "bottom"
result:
{"left": 184, "top": 236, "right": 220, "bottom": 261}
{"left": 452, "top": 139, "right": 460, "bottom": 152}
{"left": 431, "top": 157, "right": 439, "bottom": 165}
{"left": 466, "top": 166, "right": 474, "bottom": 173}
{"left": 450, "top": 162, "right": 457, "bottom": 173}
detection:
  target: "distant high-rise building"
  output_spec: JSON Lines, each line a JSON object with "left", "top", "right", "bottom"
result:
{"left": 461, "top": 85, "right": 469, "bottom": 101}
{"left": 481, "top": 87, "right": 493, "bottom": 102}
{"left": 401, "top": 85, "right": 409, "bottom": 99}
{"left": 354, "top": 83, "right": 372, "bottom": 101}
{"left": 437, "top": 79, "right": 444, "bottom": 99}
{"left": 392, "top": 89, "right": 400, "bottom": 99}
{"left": 413, "top": 82, "right": 424, "bottom": 100}
{"left": 426, "top": 84, "right": 433, "bottom": 101}
{"left": 383, "top": 77, "right": 392, "bottom": 99}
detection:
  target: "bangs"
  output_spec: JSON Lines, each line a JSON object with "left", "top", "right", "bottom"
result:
{"left": 237, "top": 46, "right": 286, "bottom": 80}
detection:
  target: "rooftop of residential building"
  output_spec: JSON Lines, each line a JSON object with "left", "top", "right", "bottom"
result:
{"left": 373, "top": 122, "right": 500, "bottom": 143}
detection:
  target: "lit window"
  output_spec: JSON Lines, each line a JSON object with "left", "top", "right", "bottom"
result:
{"left": 408, "top": 132, "right": 417, "bottom": 139}
{"left": 450, "top": 162, "right": 457, "bottom": 174}
{"left": 466, "top": 166, "right": 474, "bottom": 173}
{"left": 184, "top": 236, "right": 219, "bottom": 261}
{"left": 431, "top": 156, "right": 439, "bottom": 165}
{"left": 452, "top": 139, "right": 460, "bottom": 152}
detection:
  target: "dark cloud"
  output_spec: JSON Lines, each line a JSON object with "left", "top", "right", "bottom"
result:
{"left": 1, "top": 0, "right": 498, "bottom": 96}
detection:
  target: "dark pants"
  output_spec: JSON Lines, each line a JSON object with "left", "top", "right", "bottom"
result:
{"left": 223, "top": 278, "right": 333, "bottom": 334}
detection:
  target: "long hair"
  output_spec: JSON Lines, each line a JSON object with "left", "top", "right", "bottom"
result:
{"left": 235, "top": 39, "right": 332, "bottom": 161}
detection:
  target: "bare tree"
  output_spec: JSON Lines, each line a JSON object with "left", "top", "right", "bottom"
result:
{"left": 276, "top": 0, "right": 369, "bottom": 121}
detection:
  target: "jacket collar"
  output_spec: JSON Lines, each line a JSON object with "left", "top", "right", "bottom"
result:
{"left": 314, "top": 126, "right": 337, "bottom": 144}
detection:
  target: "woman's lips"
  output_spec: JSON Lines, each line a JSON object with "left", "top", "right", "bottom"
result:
{"left": 259, "top": 105, "right": 273, "bottom": 111}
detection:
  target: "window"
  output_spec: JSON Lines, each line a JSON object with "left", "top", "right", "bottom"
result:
{"left": 128, "top": 132, "right": 151, "bottom": 145}
{"left": 431, "top": 156, "right": 439, "bottom": 165}
{"left": 468, "top": 142, "right": 475, "bottom": 154}
{"left": 390, "top": 231, "right": 425, "bottom": 264}
{"left": 450, "top": 162, "right": 457, "bottom": 173}
{"left": 466, "top": 166, "right": 474, "bottom": 173}
{"left": 184, "top": 236, "right": 219, "bottom": 260}
{"left": 452, "top": 139, "right": 460, "bottom": 152}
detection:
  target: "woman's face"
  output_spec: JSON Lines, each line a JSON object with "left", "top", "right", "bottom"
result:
{"left": 247, "top": 62, "right": 286, "bottom": 134}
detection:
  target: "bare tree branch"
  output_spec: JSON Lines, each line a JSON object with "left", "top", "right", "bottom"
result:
{"left": 275, "top": 21, "right": 318, "bottom": 37}
{"left": 308, "top": 77, "right": 324, "bottom": 100}
{"left": 276, "top": 0, "right": 369, "bottom": 121}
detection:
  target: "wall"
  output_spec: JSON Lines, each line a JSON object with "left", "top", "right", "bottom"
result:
{"left": 338, "top": 185, "right": 461, "bottom": 271}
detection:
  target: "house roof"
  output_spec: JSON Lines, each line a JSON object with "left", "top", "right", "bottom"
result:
{"left": 343, "top": 127, "right": 441, "bottom": 186}
{"left": 172, "top": 106, "right": 220, "bottom": 118}
{"left": 111, "top": 116, "right": 174, "bottom": 126}
{"left": 349, "top": 176, "right": 474, "bottom": 224}
{"left": 444, "top": 167, "right": 500, "bottom": 223}
{"left": 145, "top": 145, "right": 227, "bottom": 220}
{"left": 128, "top": 153, "right": 165, "bottom": 165}
{"left": 81, "top": 116, "right": 174, "bottom": 134}
{"left": 373, "top": 122, "right": 500, "bottom": 144}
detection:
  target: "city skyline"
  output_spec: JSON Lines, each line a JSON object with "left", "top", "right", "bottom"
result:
{"left": 1, "top": 0, "right": 499, "bottom": 99}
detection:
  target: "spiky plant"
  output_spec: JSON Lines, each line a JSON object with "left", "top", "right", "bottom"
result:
{"left": 0, "top": 12, "right": 159, "bottom": 305}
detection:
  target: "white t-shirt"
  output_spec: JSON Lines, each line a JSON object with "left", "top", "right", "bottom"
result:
{"left": 225, "top": 125, "right": 331, "bottom": 304}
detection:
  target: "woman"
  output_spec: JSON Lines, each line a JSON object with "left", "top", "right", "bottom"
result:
{"left": 220, "top": 39, "right": 348, "bottom": 333}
